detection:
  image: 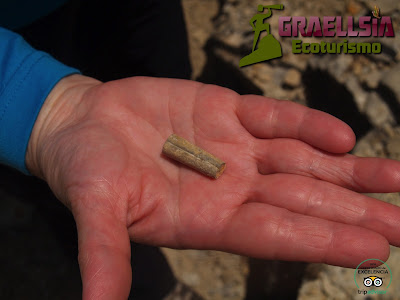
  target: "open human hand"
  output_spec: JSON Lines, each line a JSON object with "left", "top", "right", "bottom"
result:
{"left": 26, "top": 74, "right": 400, "bottom": 299}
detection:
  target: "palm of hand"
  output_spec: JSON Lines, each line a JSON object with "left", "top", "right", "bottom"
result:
{"left": 34, "top": 76, "right": 400, "bottom": 300}
{"left": 58, "top": 77, "right": 261, "bottom": 248}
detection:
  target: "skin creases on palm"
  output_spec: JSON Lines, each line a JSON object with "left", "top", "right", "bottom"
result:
{"left": 27, "top": 75, "right": 400, "bottom": 299}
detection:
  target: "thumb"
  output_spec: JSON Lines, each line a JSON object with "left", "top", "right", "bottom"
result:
{"left": 74, "top": 206, "right": 132, "bottom": 300}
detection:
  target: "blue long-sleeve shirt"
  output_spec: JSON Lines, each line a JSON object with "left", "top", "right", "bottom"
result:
{"left": 0, "top": 21, "right": 78, "bottom": 173}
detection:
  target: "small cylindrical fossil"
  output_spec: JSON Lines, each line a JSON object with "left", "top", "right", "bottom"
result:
{"left": 162, "top": 134, "right": 226, "bottom": 179}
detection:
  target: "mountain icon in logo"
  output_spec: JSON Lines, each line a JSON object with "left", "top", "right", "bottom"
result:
{"left": 239, "top": 4, "right": 284, "bottom": 67}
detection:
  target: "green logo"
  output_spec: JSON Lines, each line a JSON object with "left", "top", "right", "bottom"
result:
{"left": 354, "top": 259, "right": 392, "bottom": 295}
{"left": 239, "top": 4, "right": 284, "bottom": 67}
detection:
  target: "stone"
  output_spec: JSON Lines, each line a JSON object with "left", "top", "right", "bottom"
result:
{"left": 221, "top": 32, "right": 243, "bottom": 49}
{"left": 328, "top": 54, "right": 354, "bottom": 83}
{"left": 162, "top": 248, "right": 246, "bottom": 300}
{"left": 363, "top": 0, "right": 400, "bottom": 14}
{"left": 345, "top": 77, "right": 368, "bottom": 112}
{"left": 353, "top": 128, "right": 388, "bottom": 158}
{"left": 387, "top": 137, "right": 400, "bottom": 160}
{"left": 299, "top": 247, "right": 400, "bottom": 299}
{"left": 382, "top": 123, "right": 395, "bottom": 137}
{"left": 283, "top": 68, "right": 302, "bottom": 88}
{"left": 363, "top": 71, "right": 382, "bottom": 89}
{"left": 347, "top": 0, "right": 363, "bottom": 15}
{"left": 381, "top": 63, "right": 400, "bottom": 104}
{"left": 364, "top": 92, "right": 395, "bottom": 127}
{"left": 164, "top": 282, "right": 205, "bottom": 300}
{"left": 352, "top": 60, "right": 363, "bottom": 76}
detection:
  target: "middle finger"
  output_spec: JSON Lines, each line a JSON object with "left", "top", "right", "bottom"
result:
{"left": 254, "top": 138, "right": 400, "bottom": 193}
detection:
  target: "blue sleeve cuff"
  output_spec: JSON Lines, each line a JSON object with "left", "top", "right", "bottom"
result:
{"left": 0, "top": 28, "right": 79, "bottom": 174}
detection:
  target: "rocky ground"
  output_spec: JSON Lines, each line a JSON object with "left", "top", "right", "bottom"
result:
{"left": 1, "top": 0, "right": 400, "bottom": 299}
{"left": 160, "top": 0, "right": 400, "bottom": 299}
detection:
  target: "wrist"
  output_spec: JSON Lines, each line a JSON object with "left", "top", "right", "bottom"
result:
{"left": 26, "top": 74, "right": 101, "bottom": 179}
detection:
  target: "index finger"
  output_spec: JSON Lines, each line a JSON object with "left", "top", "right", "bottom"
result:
{"left": 237, "top": 95, "right": 356, "bottom": 153}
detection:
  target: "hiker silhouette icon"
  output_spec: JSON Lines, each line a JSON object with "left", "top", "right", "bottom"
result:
{"left": 239, "top": 4, "right": 284, "bottom": 67}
